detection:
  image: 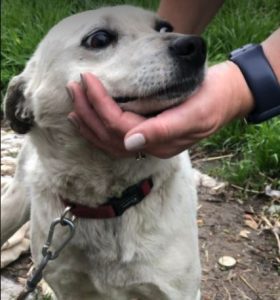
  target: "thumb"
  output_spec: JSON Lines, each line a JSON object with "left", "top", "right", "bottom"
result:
{"left": 124, "top": 109, "right": 183, "bottom": 151}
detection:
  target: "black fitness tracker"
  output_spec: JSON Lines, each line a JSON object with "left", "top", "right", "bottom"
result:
{"left": 229, "top": 44, "right": 280, "bottom": 123}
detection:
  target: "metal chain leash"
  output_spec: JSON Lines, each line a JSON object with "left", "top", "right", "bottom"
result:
{"left": 17, "top": 206, "right": 76, "bottom": 300}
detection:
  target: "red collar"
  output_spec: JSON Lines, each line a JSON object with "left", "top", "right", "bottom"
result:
{"left": 62, "top": 178, "right": 153, "bottom": 219}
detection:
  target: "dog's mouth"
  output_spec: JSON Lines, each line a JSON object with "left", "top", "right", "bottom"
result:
{"left": 113, "top": 78, "right": 196, "bottom": 103}
{"left": 112, "top": 77, "right": 201, "bottom": 115}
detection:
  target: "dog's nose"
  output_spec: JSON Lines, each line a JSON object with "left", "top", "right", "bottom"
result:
{"left": 169, "top": 36, "right": 206, "bottom": 66}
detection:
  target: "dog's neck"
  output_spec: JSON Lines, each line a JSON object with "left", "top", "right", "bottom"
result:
{"left": 61, "top": 177, "right": 153, "bottom": 219}
{"left": 27, "top": 128, "right": 180, "bottom": 207}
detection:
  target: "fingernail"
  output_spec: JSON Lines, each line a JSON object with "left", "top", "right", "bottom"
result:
{"left": 80, "top": 73, "right": 87, "bottom": 91}
{"left": 124, "top": 133, "right": 146, "bottom": 151}
{"left": 67, "top": 114, "right": 80, "bottom": 129}
{"left": 66, "top": 86, "right": 74, "bottom": 101}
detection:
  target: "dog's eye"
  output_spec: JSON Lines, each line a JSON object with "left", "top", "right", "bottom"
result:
{"left": 155, "top": 21, "right": 173, "bottom": 33}
{"left": 82, "top": 30, "right": 115, "bottom": 49}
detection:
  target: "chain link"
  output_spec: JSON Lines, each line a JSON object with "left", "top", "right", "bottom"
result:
{"left": 41, "top": 217, "right": 75, "bottom": 260}
{"left": 17, "top": 206, "right": 76, "bottom": 300}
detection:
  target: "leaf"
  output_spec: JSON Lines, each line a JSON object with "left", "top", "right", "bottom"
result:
{"left": 239, "top": 229, "right": 251, "bottom": 239}
{"left": 244, "top": 214, "right": 258, "bottom": 230}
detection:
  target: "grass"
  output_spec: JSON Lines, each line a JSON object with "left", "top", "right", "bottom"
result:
{"left": 203, "top": 120, "right": 280, "bottom": 190}
{"left": 1, "top": 0, "right": 280, "bottom": 190}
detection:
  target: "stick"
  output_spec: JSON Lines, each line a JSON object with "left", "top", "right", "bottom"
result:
{"left": 193, "top": 154, "right": 234, "bottom": 163}
{"left": 230, "top": 184, "right": 262, "bottom": 195}
{"left": 239, "top": 275, "right": 259, "bottom": 297}
{"left": 261, "top": 215, "right": 280, "bottom": 256}
{"left": 223, "top": 285, "right": 232, "bottom": 300}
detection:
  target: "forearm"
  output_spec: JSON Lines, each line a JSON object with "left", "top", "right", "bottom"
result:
{"left": 227, "top": 28, "right": 280, "bottom": 120}
{"left": 262, "top": 28, "right": 280, "bottom": 83}
{"left": 158, "top": 0, "right": 224, "bottom": 34}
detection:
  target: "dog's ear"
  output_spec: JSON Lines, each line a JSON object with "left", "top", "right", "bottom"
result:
{"left": 4, "top": 75, "right": 34, "bottom": 134}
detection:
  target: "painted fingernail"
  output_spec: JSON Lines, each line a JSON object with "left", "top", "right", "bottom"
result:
{"left": 80, "top": 73, "right": 87, "bottom": 91}
{"left": 67, "top": 114, "right": 80, "bottom": 129}
{"left": 66, "top": 86, "right": 74, "bottom": 101}
{"left": 124, "top": 133, "right": 146, "bottom": 151}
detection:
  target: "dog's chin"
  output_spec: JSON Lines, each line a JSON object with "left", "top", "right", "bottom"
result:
{"left": 119, "top": 93, "right": 190, "bottom": 116}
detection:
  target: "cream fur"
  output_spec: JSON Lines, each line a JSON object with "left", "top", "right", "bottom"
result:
{"left": 1, "top": 5, "right": 205, "bottom": 300}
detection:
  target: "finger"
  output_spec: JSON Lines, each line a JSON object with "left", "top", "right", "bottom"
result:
{"left": 67, "top": 82, "right": 115, "bottom": 142}
{"left": 80, "top": 73, "right": 123, "bottom": 118}
{"left": 81, "top": 73, "right": 144, "bottom": 133}
{"left": 145, "top": 139, "right": 195, "bottom": 158}
{"left": 123, "top": 104, "right": 187, "bottom": 151}
{"left": 123, "top": 92, "right": 212, "bottom": 152}
{"left": 67, "top": 81, "right": 141, "bottom": 156}
{"left": 67, "top": 82, "right": 124, "bottom": 151}
{"left": 69, "top": 112, "right": 132, "bottom": 158}
{"left": 70, "top": 112, "right": 107, "bottom": 149}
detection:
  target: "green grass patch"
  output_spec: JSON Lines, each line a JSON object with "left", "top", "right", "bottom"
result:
{"left": 204, "top": 0, "right": 280, "bottom": 63}
{"left": 225, "top": 120, "right": 280, "bottom": 189}
{"left": 202, "top": 118, "right": 280, "bottom": 190}
{"left": 1, "top": 0, "right": 280, "bottom": 190}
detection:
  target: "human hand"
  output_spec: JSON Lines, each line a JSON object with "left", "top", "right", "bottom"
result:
{"left": 123, "top": 61, "right": 254, "bottom": 158}
{"left": 67, "top": 62, "right": 254, "bottom": 158}
{"left": 66, "top": 73, "right": 145, "bottom": 157}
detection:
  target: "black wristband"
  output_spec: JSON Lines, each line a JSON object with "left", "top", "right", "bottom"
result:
{"left": 229, "top": 44, "right": 280, "bottom": 123}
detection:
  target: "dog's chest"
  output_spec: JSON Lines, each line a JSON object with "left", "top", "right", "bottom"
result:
{"left": 28, "top": 151, "right": 199, "bottom": 299}
{"left": 33, "top": 209, "right": 171, "bottom": 298}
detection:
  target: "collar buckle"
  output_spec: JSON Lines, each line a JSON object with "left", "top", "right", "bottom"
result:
{"left": 62, "top": 178, "right": 153, "bottom": 219}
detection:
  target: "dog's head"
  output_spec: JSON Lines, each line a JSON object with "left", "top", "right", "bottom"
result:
{"left": 4, "top": 5, "right": 206, "bottom": 134}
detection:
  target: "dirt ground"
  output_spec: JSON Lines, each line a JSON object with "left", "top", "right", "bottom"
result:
{"left": 197, "top": 186, "right": 279, "bottom": 300}
{"left": 1, "top": 128, "right": 279, "bottom": 300}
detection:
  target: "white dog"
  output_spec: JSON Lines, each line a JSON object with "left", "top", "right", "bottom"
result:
{"left": 1, "top": 5, "right": 206, "bottom": 300}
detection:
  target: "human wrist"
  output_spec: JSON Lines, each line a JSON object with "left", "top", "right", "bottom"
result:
{"left": 223, "top": 61, "right": 255, "bottom": 119}
{"left": 229, "top": 39, "right": 280, "bottom": 123}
